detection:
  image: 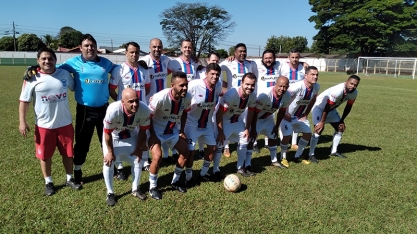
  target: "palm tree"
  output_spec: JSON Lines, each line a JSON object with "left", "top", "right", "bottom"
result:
{"left": 43, "top": 34, "right": 58, "bottom": 50}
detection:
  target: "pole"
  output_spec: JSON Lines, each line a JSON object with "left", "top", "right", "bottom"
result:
{"left": 13, "top": 21, "right": 16, "bottom": 51}
{"left": 111, "top": 39, "right": 113, "bottom": 52}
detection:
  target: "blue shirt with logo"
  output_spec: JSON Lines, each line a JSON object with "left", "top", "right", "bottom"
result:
{"left": 59, "top": 55, "right": 114, "bottom": 107}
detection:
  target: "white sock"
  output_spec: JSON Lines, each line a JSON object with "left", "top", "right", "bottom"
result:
{"left": 66, "top": 174, "right": 72, "bottom": 181}
{"left": 162, "top": 143, "right": 169, "bottom": 159}
{"left": 295, "top": 138, "right": 309, "bottom": 158}
{"left": 103, "top": 162, "right": 115, "bottom": 194}
{"left": 131, "top": 160, "right": 142, "bottom": 191}
{"left": 331, "top": 132, "right": 343, "bottom": 153}
{"left": 149, "top": 173, "right": 158, "bottom": 189}
{"left": 309, "top": 133, "right": 320, "bottom": 156}
{"left": 264, "top": 137, "right": 268, "bottom": 146}
{"left": 116, "top": 162, "right": 123, "bottom": 170}
{"left": 185, "top": 167, "right": 193, "bottom": 181}
{"left": 213, "top": 147, "right": 222, "bottom": 173}
{"left": 236, "top": 143, "right": 247, "bottom": 169}
{"left": 200, "top": 160, "right": 211, "bottom": 176}
{"left": 245, "top": 150, "right": 253, "bottom": 167}
{"left": 224, "top": 143, "right": 230, "bottom": 149}
{"left": 171, "top": 167, "right": 183, "bottom": 184}
{"left": 280, "top": 144, "right": 288, "bottom": 160}
{"left": 45, "top": 176, "right": 53, "bottom": 184}
{"left": 292, "top": 132, "right": 298, "bottom": 145}
{"left": 74, "top": 165, "right": 82, "bottom": 171}
{"left": 269, "top": 146, "right": 278, "bottom": 162}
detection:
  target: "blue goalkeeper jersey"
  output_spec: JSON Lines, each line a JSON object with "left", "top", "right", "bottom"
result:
{"left": 59, "top": 55, "right": 114, "bottom": 107}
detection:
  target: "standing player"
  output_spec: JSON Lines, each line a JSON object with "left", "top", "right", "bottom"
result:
{"left": 279, "top": 66, "right": 320, "bottom": 167}
{"left": 147, "top": 71, "right": 192, "bottom": 200}
{"left": 109, "top": 42, "right": 150, "bottom": 180}
{"left": 102, "top": 89, "right": 149, "bottom": 206}
{"left": 183, "top": 63, "right": 223, "bottom": 183}
{"left": 219, "top": 43, "right": 258, "bottom": 157}
{"left": 251, "top": 76, "right": 291, "bottom": 168}
{"left": 309, "top": 75, "right": 360, "bottom": 159}
{"left": 19, "top": 48, "right": 81, "bottom": 196}
{"left": 215, "top": 73, "right": 257, "bottom": 177}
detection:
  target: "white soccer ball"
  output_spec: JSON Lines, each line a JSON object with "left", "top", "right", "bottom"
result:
{"left": 223, "top": 174, "right": 241, "bottom": 192}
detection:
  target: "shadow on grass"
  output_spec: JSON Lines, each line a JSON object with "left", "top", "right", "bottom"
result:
{"left": 309, "top": 142, "right": 381, "bottom": 161}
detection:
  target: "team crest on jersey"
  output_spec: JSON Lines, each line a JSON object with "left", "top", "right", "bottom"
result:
{"left": 124, "top": 76, "right": 131, "bottom": 79}
{"left": 261, "top": 76, "right": 265, "bottom": 81}
{"left": 164, "top": 109, "right": 169, "bottom": 111}
{"left": 230, "top": 109, "right": 235, "bottom": 113}
{"left": 198, "top": 95, "right": 203, "bottom": 97}
{"left": 233, "top": 74, "right": 237, "bottom": 79}
{"left": 60, "top": 79, "right": 67, "bottom": 87}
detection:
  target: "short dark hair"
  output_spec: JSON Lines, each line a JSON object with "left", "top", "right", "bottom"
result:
{"left": 348, "top": 74, "right": 361, "bottom": 82}
{"left": 80, "top": 33, "right": 97, "bottom": 46}
{"left": 288, "top": 48, "right": 300, "bottom": 54}
{"left": 206, "top": 63, "right": 221, "bottom": 74}
{"left": 182, "top": 39, "right": 193, "bottom": 47}
{"left": 241, "top": 72, "right": 257, "bottom": 84}
{"left": 37, "top": 47, "right": 57, "bottom": 60}
{"left": 235, "top": 43, "right": 246, "bottom": 50}
{"left": 262, "top": 49, "right": 276, "bottom": 60}
{"left": 305, "top": 66, "right": 318, "bottom": 74}
{"left": 171, "top": 71, "right": 187, "bottom": 83}
{"left": 125, "top": 41, "right": 140, "bottom": 50}
{"left": 207, "top": 51, "right": 220, "bottom": 60}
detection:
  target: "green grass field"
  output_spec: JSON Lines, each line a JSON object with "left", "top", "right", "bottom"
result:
{"left": 1, "top": 66, "right": 416, "bottom": 233}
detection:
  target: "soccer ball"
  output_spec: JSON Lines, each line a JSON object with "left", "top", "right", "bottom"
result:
{"left": 223, "top": 174, "right": 241, "bottom": 192}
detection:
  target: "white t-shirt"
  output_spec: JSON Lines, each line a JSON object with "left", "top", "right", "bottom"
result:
{"left": 220, "top": 59, "right": 258, "bottom": 89}
{"left": 185, "top": 79, "right": 222, "bottom": 128}
{"left": 314, "top": 82, "right": 358, "bottom": 111}
{"left": 103, "top": 101, "right": 150, "bottom": 140}
{"left": 219, "top": 87, "right": 257, "bottom": 123}
{"left": 287, "top": 81, "right": 320, "bottom": 117}
{"left": 168, "top": 57, "right": 199, "bottom": 81}
{"left": 256, "top": 60, "right": 281, "bottom": 93}
{"left": 110, "top": 62, "right": 150, "bottom": 103}
{"left": 19, "top": 69, "right": 74, "bottom": 129}
{"left": 140, "top": 54, "right": 171, "bottom": 101}
{"left": 149, "top": 88, "right": 191, "bottom": 135}
{"left": 254, "top": 87, "right": 291, "bottom": 119}
{"left": 279, "top": 62, "right": 305, "bottom": 83}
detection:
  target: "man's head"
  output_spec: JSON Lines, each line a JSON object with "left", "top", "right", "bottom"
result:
{"left": 234, "top": 43, "right": 247, "bottom": 62}
{"left": 262, "top": 49, "right": 276, "bottom": 68}
{"left": 205, "top": 63, "right": 221, "bottom": 86}
{"left": 80, "top": 34, "right": 98, "bottom": 61}
{"left": 288, "top": 48, "right": 301, "bottom": 66}
{"left": 304, "top": 66, "right": 319, "bottom": 85}
{"left": 181, "top": 39, "right": 193, "bottom": 58}
{"left": 149, "top": 38, "right": 163, "bottom": 59}
{"left": 240, "top": 72, "right": 256, "bottom": 97}
{"left": 121, "top": 88, "right": 139, "bottom": 114}
{"left": 274, "top": 76, "right": 289, "bottom": 97}
{"left": 206, "top": 51, "right": 220, "bottom": 64}
{"left": 125, "top": 42, "right": 140, "bottom": 65}
{"left": 37, "top": 47, "right": 57, "bottom": 74}
{"left": 345, "top": 75, "right": 360, "bottom": 93}
{"left": 171, "top": 71, "right": 188, "bottom": 98}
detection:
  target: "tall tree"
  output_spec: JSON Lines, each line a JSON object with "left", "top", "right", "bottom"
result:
{"left": 265, "top": 35, "right": 308, "bottom": 54}
{"left": 309, "top": 0, "right": 417, "bottom": 55}
{"left": 17, "top": 34, "right": 46, "bottom": 51}
{"left": 228, "top": 46, "right": 235, "bottom": 56}
{"left": 160, "top": 2, "right": 236, "bottom": 58}
{"left": 43, "top": 34, "right": 58, "bottom": 50}
{"left": 216, "top": 49, "right": 228, "bottom": 58}
{"left": 59, "top": 30, "right": 82, "bottom": 49}
{"left": 0, "top": 36, "right": 15, "bottom": 51}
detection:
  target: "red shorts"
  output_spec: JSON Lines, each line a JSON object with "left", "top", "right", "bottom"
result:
{"left": 34, "top": 124, "right": 74, "bottom": 160}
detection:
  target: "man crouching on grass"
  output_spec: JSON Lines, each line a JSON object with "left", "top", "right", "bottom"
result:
{"left": 19, "top": 48, "right": 82, "bottom": 196}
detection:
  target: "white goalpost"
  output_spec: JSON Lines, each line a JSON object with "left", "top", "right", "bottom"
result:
{"left": 356, "top": 57, "right": 417, "bottom": 79}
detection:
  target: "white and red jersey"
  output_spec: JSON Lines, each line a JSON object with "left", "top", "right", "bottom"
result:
{"left": 279, "top": 62, "right": 305, "bottom": 83}
{"left": 254, "top": 87, "right": 291, "bottom": 119}
{"left": 185, "top": 79, "right": 222, "bottom": 128}
{"left": 149, "top": 88, "right": 191, "bottom": 135}
{"left": 103, "top": 101, "right": 150, "bottom": 140}
{"left": 109, "top": 62, "right": 150, "bottom": 103}
{"left": 168, "top": 57, "right": 199, "bottom": 81}
{"left": 220, "top": 59, "right": 258, "bottom": 89}
{"left": 219, "top": 87, "right": 257, "bottom": 123}
{"left": 256, "top": 60, "right": 281, "bottom": 93}
{"left": 314, "top": 82, "right": 358, "bottom": 111}
{"left": 19, "top": 68, "right": 74, "bottom": 129}
{"left": 287, "top": 81, "right": 320, "bottom": 117}
{"left": 140, "top": 54, "right": 171, "bottom": 100}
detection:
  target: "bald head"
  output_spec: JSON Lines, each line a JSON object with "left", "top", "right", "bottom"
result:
{"left": 277, "top": 76, "right": 289, "bottom": 86}
{"left": 121, "top": 88, "right": 139, "bottom": 114}
{"left": 122, "top": 88, "right": 137, "bottom": 100}
{"left": 149, "top": 38, "right": 163, "bottom": 59}
{"left": 274, "top": 76, "right": 289, "bottom": 97}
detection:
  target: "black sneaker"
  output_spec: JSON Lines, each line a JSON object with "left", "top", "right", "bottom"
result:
{"left": 309, "top": 155, "right": 319, "bottom": 163}
{"left": 237, "top": 168, "right": 249, "bottom": 177}
{"left": 116, "top": 169, "right": 127, "bottom": 180}
{"left": 149, "top": 187, "right": 162, "bottom": 200}
{"left": 44, "top": 182, "right": 55, "bottom": 196}
{"left": 171, "top": 181, "right": 187, "bottom": 193}
{"left": 185, "top": 178, "right": 198, "bottom": 188}
{"left": 132, "top": 190, "right": 147, "bottom": 200}
{"left": 199, "top": 173, "right": 213, "bottom": 182}
{"left": 245, "top": 166, "right": 256, "bottom": 176}
{"left": 330, "top": 152, "right": 346, "bottom": 159}
{"left": 74, "top": 169, "right": 83, "bottom": 184}
{"left": 106, "top": 193, "right": 116, "bottom": 206}
{"left": 66, "top": 178, "right": 82, "bottom": 190}
{"left": 213, "top": 171, "right": 224, "bottom": 182}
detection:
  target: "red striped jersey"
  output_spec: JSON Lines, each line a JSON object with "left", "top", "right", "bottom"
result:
{"left": 255, "top": 61, "right": 281, "bottom": 93}
{"left": 287, "top": 80, "right": 320, "bottom": 117}
{"left": 140, "top": 54, "right": 171, "bottom": 101}
{"left": 279, "top": 62, "right": 305, "bottom": 83}
{"left": 218, "top": 87, "right": 257, "bottom": 123}
{"left": 314, "top": 82, "right": 358, "bottom": 111}
{"left": 168, "top": 57, "right": 199, "bottom": 81}
{"left": 220, "top": 59, "right": 258, "bottom": 89}
{"left": 254, "top": 87, "right": 291, "bottom": 119}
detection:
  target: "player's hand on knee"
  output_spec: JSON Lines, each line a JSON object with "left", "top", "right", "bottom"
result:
{"left": 314, "top": 122, "right": 325, "bottom": 133}
{"left": 338, "top": 122, "right": 346, "bottom": 132}
{"left": 23, "top": 65, "right": 39, "bottom": 80}
{"left": 179, "top": 132, "right": 187, "bottom": 139}
{"left": 216, "top": 132, "right": 226, "bottom": 146}
{"left": 104, "top": 152, "right": 115, "bottom": 166}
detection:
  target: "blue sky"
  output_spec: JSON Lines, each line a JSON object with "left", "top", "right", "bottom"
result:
{"left": 0, "top": 0, "right": 318, "bottom": 56}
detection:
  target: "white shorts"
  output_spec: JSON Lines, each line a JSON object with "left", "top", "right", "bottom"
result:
{"left": 280, "top": 117, "right": 311, "bottom": 136}
{"left": 312, "top": 107, "right": 341, "bottom": 125}
{"left": 102, "top": 136, "right": 139, "bottom": 165}
{"left": 155, "top": 131, "right": 180, "bottom": 149}
{"left": 215, "top": 120, "right": 249, "bottom": 147}
{"left": 256, "top": 116, "right": 276, "bottom": 139}
{"left": 184, "top": 125, "right": 216, "bottom": 150}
